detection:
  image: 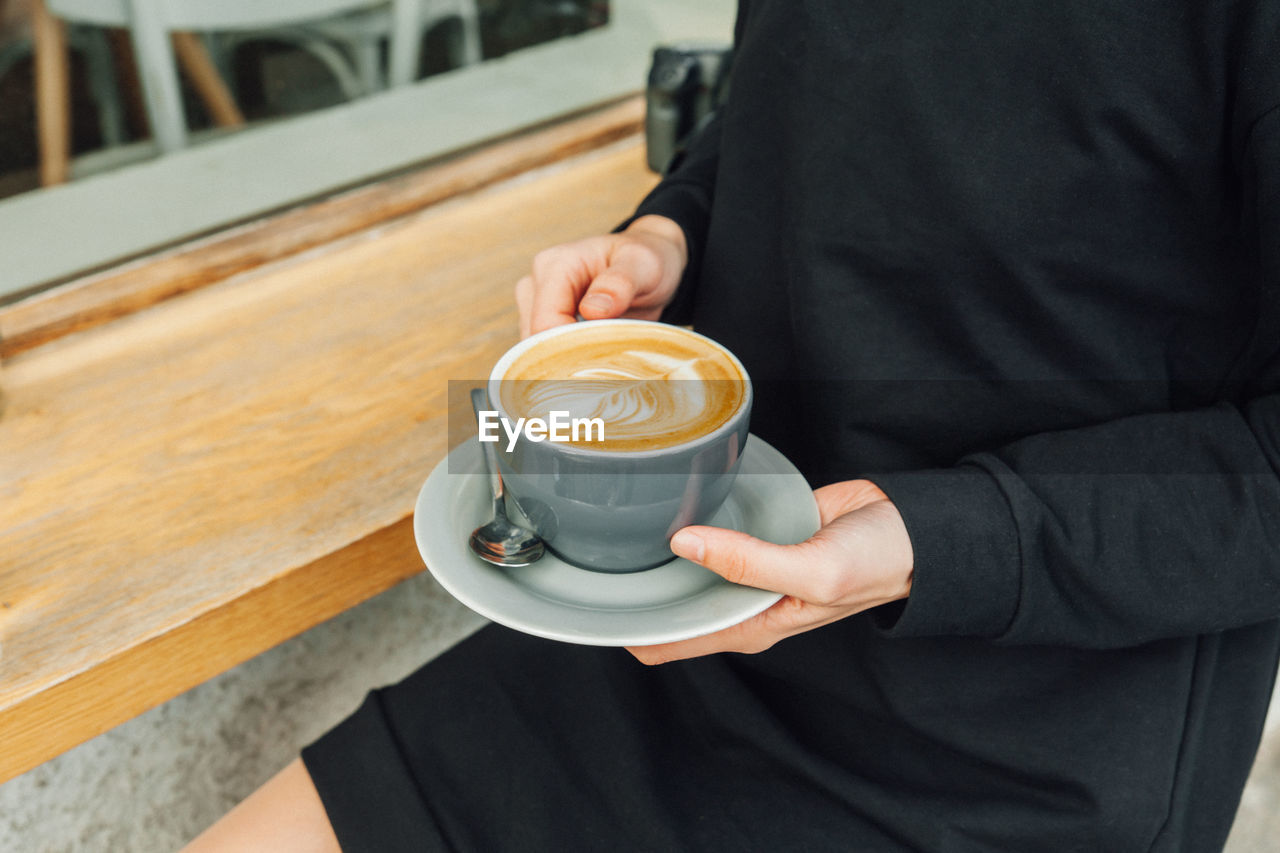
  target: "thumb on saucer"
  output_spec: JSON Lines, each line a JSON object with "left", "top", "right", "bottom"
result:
{"left": 670, "top": 526, "right": 812, "bottom": 598}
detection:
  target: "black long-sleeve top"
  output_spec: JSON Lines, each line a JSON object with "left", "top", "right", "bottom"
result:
{"left": 632, "top": 1, "right": 1280, "bottom": 849}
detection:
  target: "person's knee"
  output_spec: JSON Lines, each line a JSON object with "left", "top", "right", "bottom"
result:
{"left": 181, "top": 758, "right": 341, "bottom": 853}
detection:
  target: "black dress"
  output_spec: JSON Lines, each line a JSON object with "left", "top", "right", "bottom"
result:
{"left": 303, "top": 2, "right": 1280, "bottom": 850}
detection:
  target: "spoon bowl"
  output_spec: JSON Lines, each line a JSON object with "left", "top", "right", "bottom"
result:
{"left": 468, "top": 388, "right": 545, "bottom": 567}
{"left": 468, "top": 517, "right": 545, "bottom": 567}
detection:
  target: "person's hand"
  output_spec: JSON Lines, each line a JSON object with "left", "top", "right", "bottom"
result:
{"left": 515, "top": 215, "right": 687, "bottom": 338}
{"left": 627, "top": 480, "right": 914, "bottom": 664}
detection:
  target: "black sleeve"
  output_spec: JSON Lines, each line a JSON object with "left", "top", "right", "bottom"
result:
{"left": 619, "top": 110, "right": 723, "bottom": 327}
{"left": 869, "top": 103, "right": 1280, "bottom": 650}
{"left": 616, "top": 2, "right": 749, "bottom": 326}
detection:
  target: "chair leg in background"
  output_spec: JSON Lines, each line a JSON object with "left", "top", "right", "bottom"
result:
{"left": 454, "top": 1, "right": 482, "bottom": 66}
{"left": 76, "top": 27, "right": 128, "bottom": 147}
{"left": 32, "top": 0, "right": 70, "bottom": 186}
{"left": 171, "top": 31, "right": 244, "bottom": 128}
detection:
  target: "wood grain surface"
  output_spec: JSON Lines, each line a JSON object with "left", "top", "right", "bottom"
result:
{"left": 0, "top": 138, "right": 658, "bottom": 783}
{"left": 0, "top": 97, "right": 644, "bottom": 359}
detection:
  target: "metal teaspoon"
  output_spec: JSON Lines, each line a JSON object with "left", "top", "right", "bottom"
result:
{"left": 468, "top": 387, "right": 545, "bottom": 566}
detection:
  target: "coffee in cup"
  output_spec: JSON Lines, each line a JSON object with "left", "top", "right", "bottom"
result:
{"left": 497, "top": 322, "right": 745, "bottom": 451}
{"left": 486, "top": 319, "right": 751, "bottom": 572}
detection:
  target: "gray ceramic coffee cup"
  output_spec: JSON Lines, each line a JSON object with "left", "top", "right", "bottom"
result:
{"left": 486, "top": 320, "right": 752, "bottom": 573}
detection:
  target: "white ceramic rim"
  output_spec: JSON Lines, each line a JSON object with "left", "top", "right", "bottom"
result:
{"left": 485, "top": 319, "right": 753, "bottom": 459}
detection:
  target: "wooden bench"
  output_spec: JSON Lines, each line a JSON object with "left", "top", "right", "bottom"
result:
{"left": 0, "top": 98, "right": 657, "bottom": 784}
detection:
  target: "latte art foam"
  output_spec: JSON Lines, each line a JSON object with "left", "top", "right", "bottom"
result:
{"left": 499, "top": 325, "right": 746, "bottom": 451}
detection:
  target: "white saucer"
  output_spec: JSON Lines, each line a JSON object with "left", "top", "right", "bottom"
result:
{"left": 413, "top": 434, "right": 819, "bottom": 646}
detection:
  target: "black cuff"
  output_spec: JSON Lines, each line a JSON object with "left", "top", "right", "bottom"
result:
{"left": 614, "top": 181, "right": 712, "bottom": 327}
{"left": 867, "top": 466, "right": 1022, "bottom": 640}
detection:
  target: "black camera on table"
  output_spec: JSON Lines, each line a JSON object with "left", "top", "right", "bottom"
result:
{"left": 644, "top": 42, "right": 733, "bottom": 174}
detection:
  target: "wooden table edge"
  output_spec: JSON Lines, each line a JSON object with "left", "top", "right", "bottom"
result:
{"left": 0, "top": 515, "right": 423, "bottom": 785}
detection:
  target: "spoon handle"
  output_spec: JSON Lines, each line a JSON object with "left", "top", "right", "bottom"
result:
{"left": 470, "top": 387, "right": 505, "bottom": 502}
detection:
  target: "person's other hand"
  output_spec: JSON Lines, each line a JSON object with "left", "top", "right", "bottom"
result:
{"left": 627, "top": 480, "right": 914, "bottom": 664}
{"left": 515, "top": 215, "right": 687, "bottom": 338}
